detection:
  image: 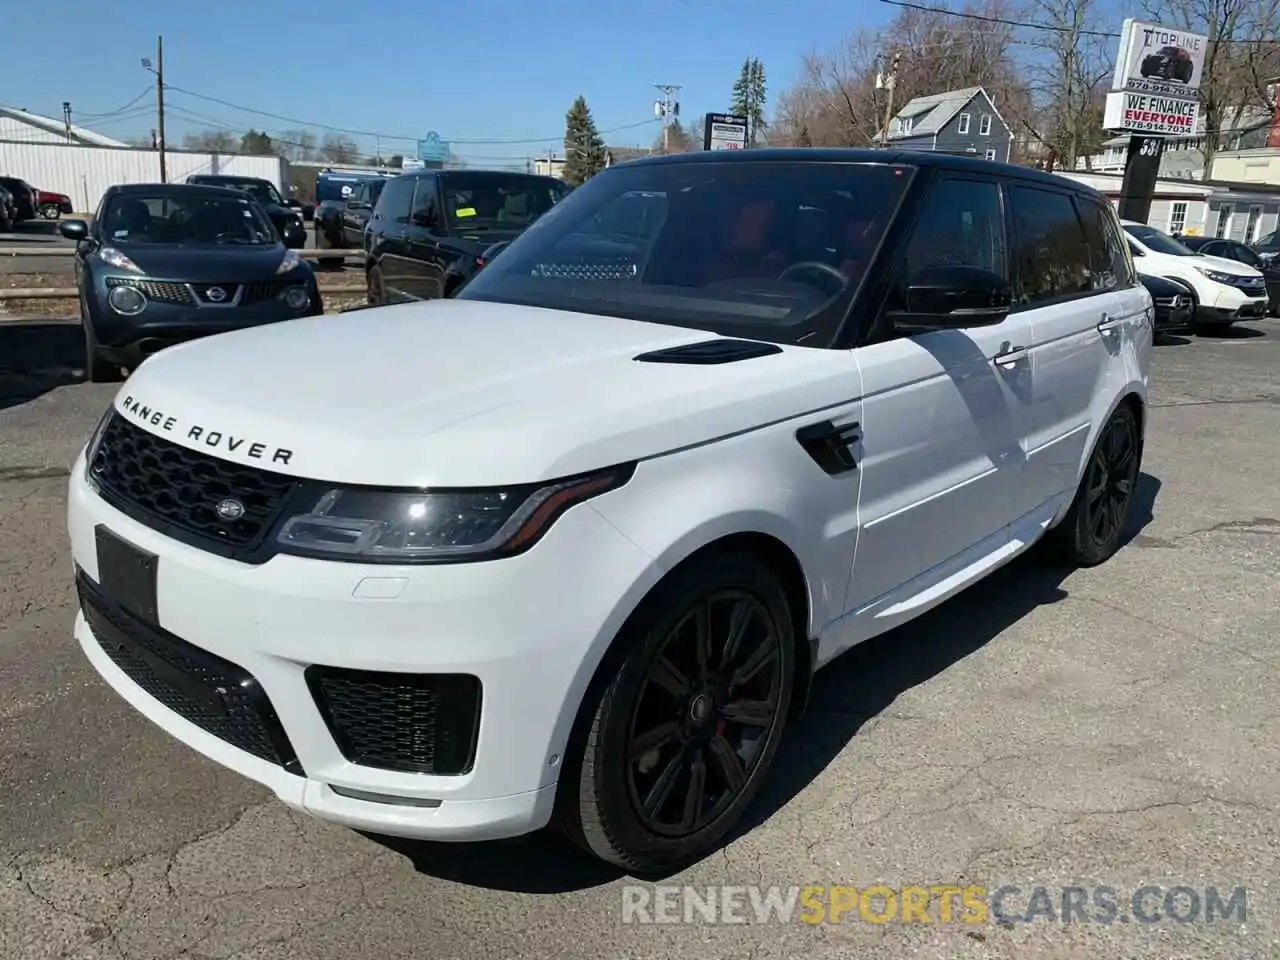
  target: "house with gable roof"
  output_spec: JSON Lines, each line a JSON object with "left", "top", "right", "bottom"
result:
{"left": 875, "top": 85, "right": 1015, "bottom": 163}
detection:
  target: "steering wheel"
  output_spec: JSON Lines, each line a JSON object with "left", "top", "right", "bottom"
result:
{"left": 777, "top": 261, "right": 848, "bottom": 291}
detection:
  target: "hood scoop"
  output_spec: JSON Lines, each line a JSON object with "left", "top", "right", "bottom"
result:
{"left": 634, "top": 338, "right": 783, "bottom": 365}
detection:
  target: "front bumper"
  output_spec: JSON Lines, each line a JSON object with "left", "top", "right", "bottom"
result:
{"left": 67, "top": 453, "right": 658, "bottom": 841}
{"left": 1200, "top": 283, "right": 1269, "bottom": 324}
{"left": 88, "top": 277, "right": 322, "bottom": 366}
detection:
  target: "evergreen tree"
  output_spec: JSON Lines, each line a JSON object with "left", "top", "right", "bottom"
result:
{"left": 729, "top": 58, "right": 768, "bottom": 147}
{"left": 562, "top": 96, "right": 607, "bottom": 187}
{"left": 653, "top": 118, "right": 696, "bottom": 154}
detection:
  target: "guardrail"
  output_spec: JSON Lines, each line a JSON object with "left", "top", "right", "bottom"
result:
{"left": 0, "top": 247, "right": 367, "bottom": 302}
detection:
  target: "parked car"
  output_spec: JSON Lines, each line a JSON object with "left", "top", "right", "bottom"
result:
{"left": 0, "top": 185, "right": 14, "bottom": 231}
{"left": 184, "top": 175, "right": 307, "bottom": 249}
{"left": 0, "top": 175, "right": 38, "bottom": 222}
{"left": 67, "top": 149, "right": 1151, "bottom": 872}
{"left": 60, "top": 182, "right": 322, "bottom": 382}
{"left": 1138, "top": 273, "right": 1194, "bottom": 334}
{"left": 1122, "top": 220, "right": 1268, "bottom": 329}
{"left": 36, "top": 189, "right": 75, "bottom": 219}
{"left": 1249, "top": 228, "right": 1280, "bottom": 265}
{"left": 1140, "top": 45, "right": 1194, "bottom": 83}
{"left": 365, "top": 169, "right": 569, "bottom": 303}
{"left": 1178, "top": 235, "right": 1280, "bottom": 316}
{"left": 314, "top": 178, "right": 386, "bottom": 267}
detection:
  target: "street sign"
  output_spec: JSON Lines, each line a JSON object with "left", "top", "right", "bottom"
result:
{"left": 1112, "top": 19, "right": 1207, "bottom": 99}
{"left": 417, "top": 131, "right": 450, "bottom": 162}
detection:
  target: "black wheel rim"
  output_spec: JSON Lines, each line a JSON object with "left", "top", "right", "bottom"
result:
{"left": 1083, "top": 413, "right": 1138, "bottom": 546}
{"left": 626, "top": 590, "right": 784, "bottom": 839}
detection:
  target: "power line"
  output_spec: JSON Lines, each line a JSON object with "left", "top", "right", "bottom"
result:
{"left": 76, "top": 88, "right": 154, "bottom": 121}
{"left": 162, "top": 84, "right": 660, "bottom": 145}
{"left": 877, "top": 0, "right": 1280, "bottom": 43}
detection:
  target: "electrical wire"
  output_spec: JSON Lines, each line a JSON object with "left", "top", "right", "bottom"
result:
{"left": 76, "top": 88, "right": 155, "bottom": 121}
{"left": 877, "top": 0, "right": 1280, "bottom": 43}
{"left": 162, "top": 84, "right": 660, "bottom": 145}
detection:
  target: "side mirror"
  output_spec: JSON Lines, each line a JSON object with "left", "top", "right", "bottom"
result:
{"left": 59, "top": 219, "right": 89, "bottom": 241}
{"left": 890, "top": 264, "right": 1013, "bottom": 333}
{"left": 477, "top": 240, "right": 511, "bottom": 268}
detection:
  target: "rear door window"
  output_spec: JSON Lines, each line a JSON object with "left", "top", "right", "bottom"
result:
{"left": 374, "top": 177, "right": 414, "bottom": 225}
{"left": 1008, "top": 186, "right": 1094, "bottom": 305}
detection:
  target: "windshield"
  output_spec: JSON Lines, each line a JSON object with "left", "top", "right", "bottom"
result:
{"left": 1124, "top": 223, "right": 1196, "bottom": 256}
{"left": 457, "top": 160, "right": 913, "bottom": 344}
{"left": 440, "top": 173, "right": 569, "bottom": 232}
{"left": 193, "top": 178, "right": 283, "bottom": 206}
{"left": 101, "top": 193, "right": 277, "bottom": 246}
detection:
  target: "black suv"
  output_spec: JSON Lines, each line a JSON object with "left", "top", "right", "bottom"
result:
{"left": 365, "top": 169, "right": 569, "bottom": 303}
{"left": 184, "top": 175, "right": 307, "bottom": 248}
{"left": 0, "top": 175, "right": 38, "bottom": 222}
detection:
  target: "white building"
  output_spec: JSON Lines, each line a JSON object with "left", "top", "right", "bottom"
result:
{"left": 0, "top": 105, "right": 129, "bottom": 147}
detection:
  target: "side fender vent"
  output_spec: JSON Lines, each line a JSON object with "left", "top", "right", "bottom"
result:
{"left": 634, "top": 339, "right": 784, "bottom": 365}
{"left": 796, "top": 420, "right": 861, "bottom": 476}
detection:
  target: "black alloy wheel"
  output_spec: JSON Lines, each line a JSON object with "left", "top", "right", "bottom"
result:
{"left": 626, "top": 589, "right": 784, "bottom": 838}
{"left": 562, "top": 551, "right": 795, "bottom": 873}
{"left": 1046, "top": 403, "right": 1142, "bottom": 566}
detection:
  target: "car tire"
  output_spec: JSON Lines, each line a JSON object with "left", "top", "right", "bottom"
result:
{"left": 559, "top": 549, "right": 796, "bottom": 874}
{"left": 1044, "top": 402, "right": 1143, "bottom": 567}
{"left": 81, "top": 300, "right": 123, "bottom": 385}
{"left": 39, "top": 203, "right": 61, "bottom": 220}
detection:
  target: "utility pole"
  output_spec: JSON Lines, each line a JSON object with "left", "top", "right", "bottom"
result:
{"left": 62, "top": 102, "right": 72, "bottom": 142}
{"left": 878, "top": 51, "right": 902, "bottom": 148}
{"left": 654, "top": 84, "right": 681, "bottom": 153}
{"left": 141, "top": 36, "right": 167, "bottom": 182}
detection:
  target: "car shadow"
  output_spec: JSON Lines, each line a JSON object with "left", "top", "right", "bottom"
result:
{"left": 0, "top": 322, "right": 84, "bottom": 410}
{"left": 369, "top": 472, "right": 1163, "bottom": 892}
{"left": 1196, "top": 324, "right": 1267, "bottom": 340}
{"left": 1153, "top": 331, "right": 1192, "bottom": 346}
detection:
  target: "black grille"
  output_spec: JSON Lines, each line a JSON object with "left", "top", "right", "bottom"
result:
{"left": 244, "top": 280, "right": 285, "bottom": 303}
{"left": 105, "top": 277, "right": 196, "bottom": 306}
{"left": 190, "top": 283, "right": 242, "bottom": 304}
{"left": 306, "top": 667, "right": 481, "bottom": 775}
{"left": 90, "top": 414, "right": 301, "bottom": 551}
{"left": 77, "top": 572, "right": 302, "bottom": 773}
{"left": 532, "top": 258, "right": 638, "bottom": 281}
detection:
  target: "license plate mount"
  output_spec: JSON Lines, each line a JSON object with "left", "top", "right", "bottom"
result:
{"left": 95, "top": 525, "right": 159, "bottom": 625}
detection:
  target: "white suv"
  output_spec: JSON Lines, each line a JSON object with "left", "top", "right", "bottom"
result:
{"left": 1122, "top": 219, "right": 1268, "bottom": 328}
{"left": 67, "top": 151, "right": 1152, "bottom": 873}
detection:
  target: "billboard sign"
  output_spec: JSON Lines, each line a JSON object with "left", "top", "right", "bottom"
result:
{"left": 1103, "top": 91, "right": 1200, "bottom": 136}
{"left": 417, "top": 131, "right": 451, "bottom": 162}
{"left": 1111, "top": 19, "right": 1207, "bottom": 98}
{"left": 703, "top": 113, "right": 748, "bottom": 151}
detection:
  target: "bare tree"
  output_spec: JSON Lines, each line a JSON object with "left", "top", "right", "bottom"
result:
{"left": 276, "top": 128, "right": 319, "bottom": 162}
{"left": 319, "top": 132, "right": 361, "bottom": 164}
{"left": 1142, "top": 0, "right": 1280, "bottom": 176}
{"left": 181, "top": 129, "right": 238, "bottom": 153}
{"left": 1008, "top": 0, "right": 1112, "bottom": 170}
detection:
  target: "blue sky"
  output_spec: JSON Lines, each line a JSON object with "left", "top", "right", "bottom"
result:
{"left": 5, "top": 0, "right": 899, "bottom": 167}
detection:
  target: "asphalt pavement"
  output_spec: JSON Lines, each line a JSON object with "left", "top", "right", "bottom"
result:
{"left": 0, "top": 220, "right": 78, "bottom": 275}
{"left": 1, "top": 320, "right": 1278, "bottom": 959}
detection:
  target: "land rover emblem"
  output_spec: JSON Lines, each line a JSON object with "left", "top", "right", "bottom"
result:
{"left": 206, "top": 286, "right": 228, "bottom": 303}
{"left": 215, "top": 498, "right": 245, "bottom": 521}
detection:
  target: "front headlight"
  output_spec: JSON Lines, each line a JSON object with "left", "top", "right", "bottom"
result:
{"left": 274, "top": 465, "right": 634, "bottom": 563}
{"left": 1193, "top": 266, "right": 1236, "bottom": 284}
{"left": 276, "top": 249, "right": 302, "bottom": 274}
{"left": 99, "top": 246, "right": 142, "bottom": 273}
{"left": 83, "top": 407, "right": 114, "bottom": 487}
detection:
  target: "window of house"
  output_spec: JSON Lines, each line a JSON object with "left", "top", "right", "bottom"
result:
{"left": 1168, "top": 202, "right": 1187, "bottom": 235}
{"left": 1215, "top": 203, "right": 1233, "bottom": 238}
{"left": 985, "top": 149, "right": 997, "bottom": 161}
{"left": 1245, "top": 204, "right": 1263, "bottom": 242}
{"left": 1008, "top": 186, "right": 1094, "bottom": 305}
{"left": 980, "top": 115, "right": 993, "bottom": 136}
{"left": 901, "top": 116, "right": 914, "bottom": 135}
{"left": 957, "top": 113, "right": 971, "bottom": 134}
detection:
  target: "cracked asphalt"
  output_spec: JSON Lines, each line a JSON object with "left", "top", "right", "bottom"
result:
{"left": 1, "top": 320, "right": 1278, "bottom": 959}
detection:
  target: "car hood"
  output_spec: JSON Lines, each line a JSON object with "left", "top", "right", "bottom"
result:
{"left": 1196, "top": 253, "right": 1264, "bottom": 277}
{"left": 112, "top": 299, "right": 858, "bottom": 487}
{"left": 104, "top": 244, "right": 295, "bottom": 282}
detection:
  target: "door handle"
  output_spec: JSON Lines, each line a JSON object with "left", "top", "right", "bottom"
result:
{"left": 993, "top": 345, "right": 1028, "bottom": 368}
{"left": 1097, "top": 314, "right": 1124, "bottom": 335}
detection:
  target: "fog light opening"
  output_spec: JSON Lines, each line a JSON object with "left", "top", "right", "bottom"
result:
{"left": 107, "top": 284, "right": 147, "bottom": 316}
{"left": 282, "top": 287, "right": 311, "bottom": 311}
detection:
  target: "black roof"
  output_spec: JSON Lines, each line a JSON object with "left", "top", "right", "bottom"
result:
{"left": 611, "top": 147, "right": 1104, "bottom": 196}
{"left": 186, "top": 174, "right": 273, "bottom": 184}
{"left": 104, "top": 182, "right": 255, "bottom": 198}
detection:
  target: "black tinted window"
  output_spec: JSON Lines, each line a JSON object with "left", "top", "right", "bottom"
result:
{"left": 903, "top": 177, "right": 1006, "bottom": 279}
{"left": 458, "top": 160, "right": 914, "bottom": 345}
{"left": 100, "top": 192, "right": 276, "bottom": 245}
{"left": 375, "top": 177, "right": 414, "bottom": 223}
{"left": 439, "top": 173, "right": 567, "bottom": 231}
{"left": 1077, "top": 197, "right": 1130, "bottom": 289}
{"left": 410, "top": 178, "right": 438, "bottom": 228}
{"left": 1009, "top": 187, "right": 1092, "bottom": 304}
